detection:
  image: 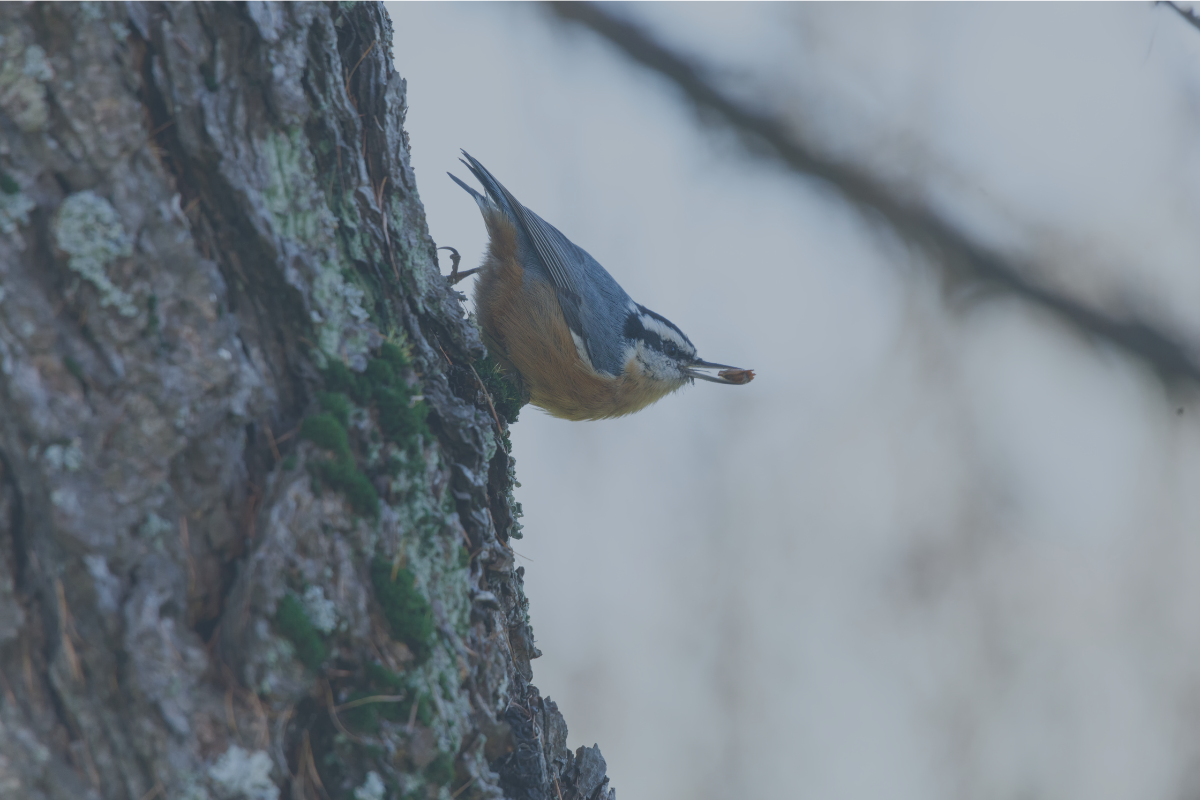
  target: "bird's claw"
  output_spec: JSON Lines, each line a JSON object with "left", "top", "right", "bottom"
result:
{"left": 439, "top": 246, "right": 480, "bottom": 286}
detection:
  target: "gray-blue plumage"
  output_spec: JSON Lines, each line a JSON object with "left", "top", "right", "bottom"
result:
{"left": 449, "top": 152, "right": 638, "bottom": 377}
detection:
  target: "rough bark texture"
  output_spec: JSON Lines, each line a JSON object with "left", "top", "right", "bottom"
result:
{"left": 0, "top": 3, "right": 614, "bottom": 799}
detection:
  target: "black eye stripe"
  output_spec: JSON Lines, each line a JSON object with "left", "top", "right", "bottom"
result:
{"left": 624, "top": 313, "right": 664, "bottom": 352}
{"left": 623, "top": 311, "right": 644, "bottom": 341}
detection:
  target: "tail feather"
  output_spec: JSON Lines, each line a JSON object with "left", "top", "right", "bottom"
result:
{"left": 456, "top": 151, "right": 518, "bottom": 217}
{"left": 453, "top": 151, "right": 580, "bottom": 296}
{"left": 449, "top": 151, "right": 517, "bottom": 216}
{"left": 447, "top": 170, "right": 490, "bottom": 210}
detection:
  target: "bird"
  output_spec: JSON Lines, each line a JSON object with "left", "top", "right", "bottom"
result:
{"left": 447, "top": 151, "right": 753, "bottom": 421}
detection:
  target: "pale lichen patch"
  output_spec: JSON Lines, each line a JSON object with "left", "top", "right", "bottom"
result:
{"left": 43, "top": 439, "right": 83, "bottom": 473}
{"left": 138, "top": 511, "right": 174, "bottom": 543}
{"left": 54, "top": 191, "right": 137, "bottom": 317}
{"left": 0, "top": 191, "right": 35, "bottom": 241}
{"left": 259, "top": 129, "right": 373, "bottom": 363}
{"left": 208, "top": 746, "right": 278, "bottom": 800}
{"left": 0, "top": 39, "right": 54, "bottom": 132}
{"left": 353, "top": 772, "right": 386, "bottom": 800}
{"left": 301, "top": 584, "right": 340, "bottom": 634}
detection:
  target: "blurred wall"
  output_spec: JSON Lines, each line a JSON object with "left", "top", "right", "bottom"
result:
{"left": 389, "top": 5, "right": 1200, "bottom": 799}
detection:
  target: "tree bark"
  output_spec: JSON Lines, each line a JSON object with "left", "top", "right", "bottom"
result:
{"left": 0, "top": 3, "right": 612, "bottom": 799}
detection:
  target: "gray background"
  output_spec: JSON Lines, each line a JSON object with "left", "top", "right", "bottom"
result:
{"left": 390, "top": 4, "right": 1200, "bottom": 799}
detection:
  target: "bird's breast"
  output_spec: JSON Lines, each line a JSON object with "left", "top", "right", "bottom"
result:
{"left": 473, "top": 219, "right": 683, "bottom": 420}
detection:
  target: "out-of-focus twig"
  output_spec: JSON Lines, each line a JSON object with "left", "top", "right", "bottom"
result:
{"left": 548, "top": 2, "right": 1200, "bottom": 384}
{"left": 1163, "top": 1, "right": 1200, "bottom": 33}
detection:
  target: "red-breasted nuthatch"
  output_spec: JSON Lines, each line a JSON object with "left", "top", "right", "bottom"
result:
{"left": 448, "top": 151, "right": 754, "bottom": 421}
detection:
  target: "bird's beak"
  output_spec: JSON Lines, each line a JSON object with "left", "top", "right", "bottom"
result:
{"left": 684, "top": 359, "right": 756, "bottom": 385}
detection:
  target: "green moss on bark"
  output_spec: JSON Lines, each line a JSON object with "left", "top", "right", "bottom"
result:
{"left": 301, "top": 412, "right": 378, "bottom": 517}
{"left": 317, "top": 458, "right": 379, "bottom": 517}
{"left": 425, "top": 753, "right": 455, "bottom": 787}
{"left": 323, "top": 358, "right": 371, "bottom": 404}
{"left": 318, "top": 391, "right": 352, "bottom": 426}
{"left": 477, "top": 351, "right": 526, "bottom": 424}
{"left": 321, "top": 339, "right": 429, "bottom": 451}
{"left": 370, "top": 558, "right": 434, "bottom": 663}
{"left": 301, "top": 412, "right": 351, "bottom": 457}
{"left": 275, "top": 593, "right": 327, "bottom": 671}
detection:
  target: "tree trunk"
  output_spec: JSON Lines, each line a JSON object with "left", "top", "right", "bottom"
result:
{"left": 0, "top": 3, "right": 612, "bottom": 798}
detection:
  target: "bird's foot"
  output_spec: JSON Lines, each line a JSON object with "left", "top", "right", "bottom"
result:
{"left": 439, "top": 246, "right": 480, "bottom": 286}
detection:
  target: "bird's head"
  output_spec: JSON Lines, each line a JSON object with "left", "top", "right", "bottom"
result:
{"left": 622, "top": 303, "right": 753, "bottom": 388}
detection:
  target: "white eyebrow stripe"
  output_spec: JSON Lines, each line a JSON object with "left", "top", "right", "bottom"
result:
{"left": 639, "top": 314, "right": 691, "bottom": 350}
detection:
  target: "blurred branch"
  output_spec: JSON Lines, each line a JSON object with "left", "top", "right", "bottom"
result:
{"left": 1162, "top": 1, "right": 1200, "bottom": 33}
{"left": 548, "top": 2, "right": 1200, "bottom": 384}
